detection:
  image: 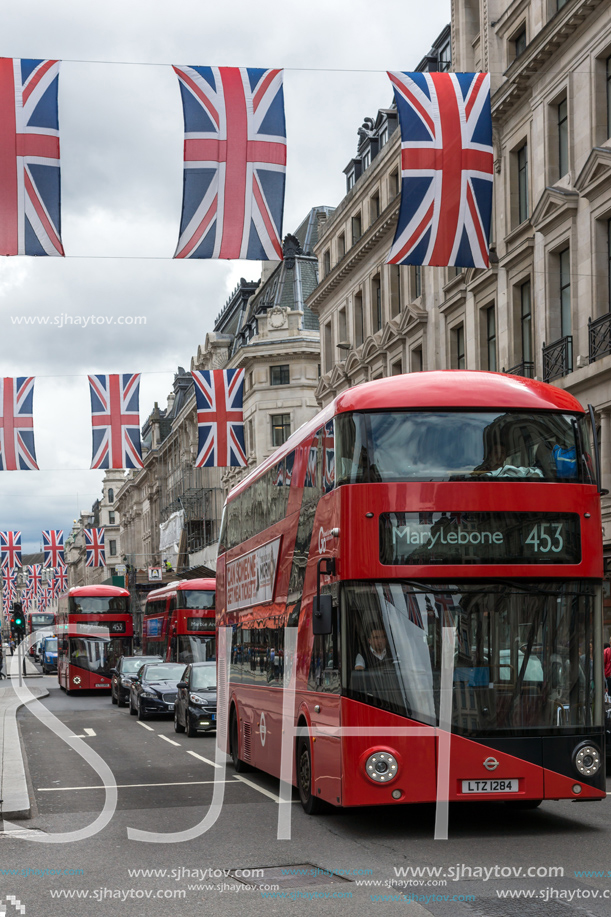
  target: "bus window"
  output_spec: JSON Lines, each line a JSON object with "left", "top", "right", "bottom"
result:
{"left": 335, "top": 411, "right": 595, "bottom": 484}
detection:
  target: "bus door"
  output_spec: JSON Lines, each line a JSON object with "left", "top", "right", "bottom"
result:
{"left": 307, "top": 587, "right": 342, "bottom": 805}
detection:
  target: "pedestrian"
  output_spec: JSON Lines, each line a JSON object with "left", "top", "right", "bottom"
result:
{"left": 0, "top": 644, "right": 5, "bottom": 679}
{"left": 9, "top": 638, "right": 14, "bottom": 656}
{"left": 604, "top": 642, "right": 611, "bottom": 696}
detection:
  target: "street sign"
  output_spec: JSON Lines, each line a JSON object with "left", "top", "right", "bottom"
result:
{"left": 148, "top": 566, "right": 163, "bottom": 582}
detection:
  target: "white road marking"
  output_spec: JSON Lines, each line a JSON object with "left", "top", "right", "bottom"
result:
{"left": 159, "top": 735, "right": 181, "bottom": 747}
{"left": 136, "top": 721, "right": 154, "bottom": 731}
{"left": 84, "top": 728, "right": 96, "bottom": 736}
{"left": 37, "top": 779, "right": 242, "bottom": 791}
{"left": 186, "top": 750, "right": 221, "bottom": 769}
{"left": 232, "top": 773, "right": 287, "bottom": 803}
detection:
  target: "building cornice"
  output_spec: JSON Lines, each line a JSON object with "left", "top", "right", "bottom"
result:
{"left": 530, "top": 186, "right": 579, "bottom": 233}
{"left": 307, "top": 199, "right": 400, "bottom": 314}
{"left": 574, "top": 145, "right": 611, "bottom": 199}
{"left": 491, "top": 0, "right": 605, "bottom": 119}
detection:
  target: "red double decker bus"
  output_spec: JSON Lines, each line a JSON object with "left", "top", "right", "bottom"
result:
{"left": 217, "top": 371, "right": 605, "bottom": 813}
{"left": 57, "top": 585, "right": 133, "bottom": 692}
{"left": 28, "top": 612, "right": 56, "bottom": 635}
{"left": 142, "top": 578, "right": 216, "bottom": 664}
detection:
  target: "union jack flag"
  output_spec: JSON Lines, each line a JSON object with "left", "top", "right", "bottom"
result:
{"left": 405, "top": 589, "right": 424, "bottom": 629}
{"left": 387, "top": 71, "right": 493, "bottom": 269}
{"left": 2, "top": 567, "right": 17, "bottom": 596}
{"left": 304, "top": 435, "right": 318, "bottom": 489}
{"left": 0, "top": 59, "right": 63, "bottom": 256}
{"left": 28, "top": 563, "right": 42, "bottom": 593}
{"left": 85, "top": 528, "right": 105, "bottom": 567}
{"left": 1, "top": 531, "right": 21, "bottom": 568}
{"left": 192, "top": 369, "right": 246, "bottom": 467}
{"left": 173, "top": 66, "right": 286, "bottom": 260}
{"left": 0, "top": 377, "right": 38, "bottom": 470}
{"left": 55, "top": 562, "right": 68, "bottom": 594}
{"left": 285, "top": 451, "right": 294, "bottom": 487}
{"left": 42, "top": 529, "right": 64, "bottom": 567}
{"left": 323, "top": 421, "right": 335, "bottom": 494}
{"left": 88, "top": 374, "right": 143, "bottom": 470}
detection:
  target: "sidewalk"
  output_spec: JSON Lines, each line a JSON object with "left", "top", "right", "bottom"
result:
{"left": 0, "top": 677, "right": 49, "bottom": 819}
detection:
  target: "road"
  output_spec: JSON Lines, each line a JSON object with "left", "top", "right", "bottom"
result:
{"left": 2, "top": 672, "right": 611, "bottom": 917}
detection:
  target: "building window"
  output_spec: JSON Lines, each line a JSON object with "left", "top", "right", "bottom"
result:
{"left": 379, "top": 126, "right": 388, "bottom": 148}
{"left": 411, "top": 347, "right": 423, "bottom": 372}
{"left": 248, "top": 418, "right": 254, "bottom": 454}
{"left": 323, "top": 249, "right": 331, "bottom": 276}
{"left": 391, "top": 359, "right": 403, "bottom": 376}
{"left": 560, "top": 247, "right": 571, "bottom": 337}
{"left": 372, "top": 275, "right": 382, "bottom": 332}
{"left": 389, "top": 168, "right": 400, "bottom": 199}
{"left": 514, "top": 26, "right": 527, "bottom": 58}
{"left": 439, "top": 40, "right": 451, "bottom": 72}
{"left": 453, "top": 324, "right": 465, "bottom": 369}
{"left": 337, "top": 233, "right": 345, "bottom": 261}
{"left": 362, "top": 149, "right": 371, "bottom": 170}
{"left": 351, "top": 214, "right": 362, "bottom": 245}
{"left": 324, "top": 322, "right": 333, "bottom": 373}
{"left": 390, "top": 265, "right": 401, "bottom": 318}
{"left": 108, "top": 511, "right": 116, "bottom": 525}
{"left": 354, "top": 291, "right": 364, "bottom": 347}
{"left": 108, "top": 488, "right": 114, "bottom": 503}
{"left": 520, "top": 279, "right": 533, "bottom": 363}
{"left": 413, "top": 265, "right": 422, "bottom": 299}
{"left": 607, "top": 57, "right": 611, "bottom": 140}
{"left": 347, "top": 170, "right": 355, "bottom": 190}
{"left": 270, "top": 364, "right": 290, "bottom": 386}
{"left": 248, "top": 370, "right": 254, "bottom": 391}
{"left": 338, "top": 307, "right": 347, "bottom": 345}
{"left": 370, "top": 192, "right": 380, "bottom": 224}
{"left": 271, "top": 414, "right": 291, "bottom": 448}
{"left": 109, "top": 540, "right": 117, "bottom": 557}
{"left": 517, "top": 143, "right": 529, "bottom": 223}
{"left": 558, "top": 98, "right": 568, "bottom": 178}
{"left": 557, "top": 0, "right": 569, "bottom": 8}
{"left": 486, "top": 305, "right": 497, "bottom": 371}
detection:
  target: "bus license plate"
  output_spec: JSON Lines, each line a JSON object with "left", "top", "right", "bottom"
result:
{"left": 461, "top": 779, "right": 518, "bottom": 794}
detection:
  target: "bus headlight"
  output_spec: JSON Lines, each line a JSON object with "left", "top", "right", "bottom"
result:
{"left": 365, "top": 751, "right": 399, "bottom": 784}
{"left": 573, "top": 743, "right": 601, "bottom": 777}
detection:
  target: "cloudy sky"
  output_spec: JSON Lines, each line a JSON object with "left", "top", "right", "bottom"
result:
{"left": 2, "top": 0, "right": 449, "bottom": 553}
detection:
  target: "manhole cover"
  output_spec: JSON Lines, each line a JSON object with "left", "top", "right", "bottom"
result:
{"left": 229, "top": 864, "right": 351, "bottom": 889}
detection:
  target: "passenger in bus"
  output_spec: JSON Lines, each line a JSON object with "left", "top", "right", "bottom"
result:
{"left": 354, "top": 625, "right": 393, "bottom": 670}
{"left": 472, "top": 438, "right": 543, "bottom": 479}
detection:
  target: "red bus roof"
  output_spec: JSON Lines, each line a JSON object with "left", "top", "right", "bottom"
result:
{"left": 68, "top": 585, "right": 130, "bottom": 597}
{"left": 146, "top": 578, "right": 216, "bottom": 602}
{"left": 228, "top": 371, "right": 586, "bottom": 501}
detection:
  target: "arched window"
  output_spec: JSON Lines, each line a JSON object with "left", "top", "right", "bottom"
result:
{"left": 108, "top": 488, "right": 114, "bottom": 503}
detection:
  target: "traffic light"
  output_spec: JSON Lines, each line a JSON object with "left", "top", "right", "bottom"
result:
{"left": 11, "top": 603, "right": 25, "bottom": 638}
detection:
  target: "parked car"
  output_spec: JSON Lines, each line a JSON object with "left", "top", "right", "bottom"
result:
{"left": 110, "top": 655, "right": 162, "bottom": 707}
{"left": 174, "top": 661, "right": 217, "bottom": 737}
{"left": 40, "top": 635, "right": 58, "bottom": 674}
{"left": 129, "top": 662, "right": 186, "bottom": 720}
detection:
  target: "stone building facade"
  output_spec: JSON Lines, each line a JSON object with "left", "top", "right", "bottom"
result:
{"left": 309, "top": 4, "right": 611, "bottom": 569}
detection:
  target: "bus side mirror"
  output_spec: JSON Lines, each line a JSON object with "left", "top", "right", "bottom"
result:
{"left": 312, "top": 594, "right": 333, "bottom": 636}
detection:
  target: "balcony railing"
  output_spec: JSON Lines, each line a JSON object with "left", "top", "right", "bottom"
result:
{"left": 503, "top": 361, "right": 534, "bottom": 379}
{"left": 589, "top": 313, "right": 611, "bottom": 364}
{"left": 542, "top": 336, "right": 573, "bottom": 383}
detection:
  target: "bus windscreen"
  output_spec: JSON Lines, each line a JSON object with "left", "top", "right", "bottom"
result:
{"left": 69, "top": 596, "right": 129, "bottom": 614}
{"left": 335, "top": 411, "right": 594, "bottom": 484}
{"left": 180, "top": 590, "right": 215, "bottom": 611}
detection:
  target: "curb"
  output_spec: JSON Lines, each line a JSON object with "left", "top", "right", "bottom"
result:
{"left": 0, "top": 683, "right": 49, "bottom": 819}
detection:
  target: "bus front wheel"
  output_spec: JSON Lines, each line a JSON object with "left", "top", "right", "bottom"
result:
{"left": 230, "top": 709, "right": 251, "bottom": 773}
{"left": 297, "top": 736, "right": 325, "bottom": 815}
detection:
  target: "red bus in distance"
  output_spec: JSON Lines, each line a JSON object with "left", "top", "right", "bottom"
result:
{"left": 28, "top": 612, "right": 55, "bottom": 635}
{"left": 57, "top": 584, "right": 133, "bottom": 693}
{"left": 142, "top": 578, "right": 216, "bottom": 664}
{"left": 217, "top": 371, "right": 605, "bottom": 813}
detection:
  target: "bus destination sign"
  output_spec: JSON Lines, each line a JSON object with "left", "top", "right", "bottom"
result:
{"left": 380, "top": 512, "right": 581, "bottom": 566}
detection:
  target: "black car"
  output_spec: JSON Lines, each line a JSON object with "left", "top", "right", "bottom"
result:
{"left": 129, "top": 662, "right": 186, "bottom": 720}
{"left": 174, "top": 661, "right": 217, "bottom": 737}
{"left": 111, "top": 655, "right": 162, "bottom": 707}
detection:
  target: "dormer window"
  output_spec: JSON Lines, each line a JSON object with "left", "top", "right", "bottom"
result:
{"left": 323, "top": 249, "right": 331, "bottom": 276}
{"left": 362, "top": 149, "right": 371, "bottom": 170}
{"left": 347, "top": 169, "right": 356, "bottom": 190}
{"left": 439, "top": 40, "right": 451, "bottom": 72}
{"left": 379, "top": 126, "right": 388, "bottom": 148}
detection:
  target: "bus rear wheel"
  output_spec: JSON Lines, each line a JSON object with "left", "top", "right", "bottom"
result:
{"left": 230, "top": 709, "right": 251, "bottom": 773}
{"left": 297, "top": 736, "right": 325, "bottom": 815}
